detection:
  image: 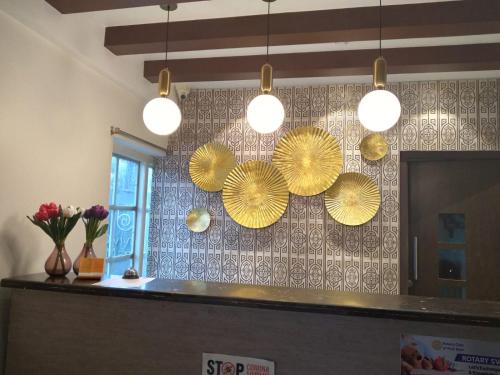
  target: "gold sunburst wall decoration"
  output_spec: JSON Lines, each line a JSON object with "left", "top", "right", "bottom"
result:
{"left": 222, "top": 160, "right": 289, "bottom": 229}
{"left": 273, "top": 126, "right": 343, "bottom": 196}
{"left": 189, "top": 143, "right": 237, "bottom": 192}
{"left": 360, "top": 133, "right": 388, "bottom": 161}
{"left": 325, "top": 172, "right": 381, "bottom": 226}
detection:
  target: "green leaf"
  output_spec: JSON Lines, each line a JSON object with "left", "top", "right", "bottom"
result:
{"left": 64, "top": 212, "right": 82, "bottom": 237}
{"left": 38, "top": 222, "right": 53, "bottom": 238}
{"left": 27, "top": 216, "right": 54, "bottom": 240}
{"left": 95, "top": 224, "right": 109, "bottom": 239}
{"left": 49, "top": 217, "right": 59, "bottom": 241}
{"left": 58, "top": 215, "right": 65, "bottom": 238}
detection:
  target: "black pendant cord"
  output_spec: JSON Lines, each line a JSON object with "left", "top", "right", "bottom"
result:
{"left": 379, "top": 0, "right": 382, "bottom": 57}
{"left": 165, "top": 6, "right": 170, "bottom": 68}
{"left": 266, "top": 0, "right": 271, "bottom": 63}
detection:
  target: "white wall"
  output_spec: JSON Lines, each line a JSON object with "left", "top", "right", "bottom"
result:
{"left": 0, "top": 9, "right": 163, "bottom": 274}
{"left": 0, "top": 9, "right": 163, "bottom": 371}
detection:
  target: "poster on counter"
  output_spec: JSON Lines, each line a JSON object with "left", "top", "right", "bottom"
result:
{"left": 202, "top": 353, "right": 274, "bottom": 375}
{"left": 401, "top": 334, "right": 500, "bottom": 375}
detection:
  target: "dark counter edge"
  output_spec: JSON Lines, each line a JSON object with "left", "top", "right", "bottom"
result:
{"left": 2, "top": 276, "right": 499, "bottom": 328}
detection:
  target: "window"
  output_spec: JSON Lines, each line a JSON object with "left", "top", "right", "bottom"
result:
{"left": 107, "top": 154, "right": 153, "bottom": 276}
{"left": 143, "top": 167, "right": 153, "bottom": 275}
{"left": 437, "top": 213, "right": 467, "bottom": 299}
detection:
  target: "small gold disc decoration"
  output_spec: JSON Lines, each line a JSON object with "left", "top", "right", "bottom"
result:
{"left": 189, "top": 143, "right": 237, "bottom": 192}
{"left": 325, "top": 173, "right": 381, "bottom": 226}
{"left": 186, "top": 208, "right": 211, "bottom": 232}
{"left": 360, "top": 133, "right": 388, "bottom": 161}
{"left": 273, "top": 126, "right": 343, "bottom": 196}
{"left": 223, "top": 160, "right": 289, "bottom": 229}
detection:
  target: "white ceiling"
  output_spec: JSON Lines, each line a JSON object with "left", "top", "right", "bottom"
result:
{"left": 1, "top": 0, "right": 499, "bottom": 102}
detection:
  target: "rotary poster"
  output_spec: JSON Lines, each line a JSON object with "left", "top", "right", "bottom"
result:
{"left": 401, "top": 334, "right": 500, "bottom": 375}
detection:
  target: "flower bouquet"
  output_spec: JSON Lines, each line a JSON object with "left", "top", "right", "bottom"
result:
{"left": 27, "top": 202, "right": 81, "bottom": 277}
{"left": 73, "top": 205, "right": 109, "bottom": 275}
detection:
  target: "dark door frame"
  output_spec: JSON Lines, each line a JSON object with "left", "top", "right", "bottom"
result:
{"left": 399, "top": 151, "right": 500, "bottom": 294}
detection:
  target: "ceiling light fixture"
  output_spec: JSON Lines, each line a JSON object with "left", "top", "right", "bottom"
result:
{"left": 247, "top": 0, "right": 285, "bottom": 134}
{"left": 357, "top": 0, "right": 401, "bottom": 132}
{"left": 143, "top": 3, "right": 182, "bottom": 136}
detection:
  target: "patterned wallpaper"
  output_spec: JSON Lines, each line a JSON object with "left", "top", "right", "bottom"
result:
{"left": 147, "top": 79, "right": 500, "bottom": 294}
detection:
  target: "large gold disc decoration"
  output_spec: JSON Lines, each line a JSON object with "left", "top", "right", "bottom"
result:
{"left": 186, "top": 208, "right": 211, "bottom": 233}
{"left": 273, "top": 126, "right": 343, "bottom": 196}
{"left": 189, "top": 143, "right": 237, "bottom": 192}
{"left": 360, "top": 133, "right": 388, "bottom": 161}
{"left": 325, "top": 173, "right": 381, "bottom": 226}
{"left": 223, "top": 160, "right": 289, "bottom": 229}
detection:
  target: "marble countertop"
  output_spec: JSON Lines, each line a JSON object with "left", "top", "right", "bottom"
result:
{"left": 2, "top": 273, "right": 500, "bottom": 327}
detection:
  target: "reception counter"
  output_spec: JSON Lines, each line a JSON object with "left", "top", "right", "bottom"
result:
{"left": 2, "top": 274, "right": 500, "bottom": 374}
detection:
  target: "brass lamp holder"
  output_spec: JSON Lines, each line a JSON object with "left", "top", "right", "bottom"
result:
{"left": 373, "top": 0, "right": 388, "bottom": 90}
{"left": 373, "top": 56, "right": 387, "bottom": 89}
{"left": 157, "top": 3, "right": 177, "bottom": 98}
{"left": 260, "top": 0, "right": 277, "bottom": 93}
{"left": 260, "top": 63, "right": 273, "bottom": 94}
{"left": 158, "top": 68, "right": 172, "bottom": 97}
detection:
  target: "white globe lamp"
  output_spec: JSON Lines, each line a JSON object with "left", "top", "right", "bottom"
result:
{"left": 247, "top": 62, "right": 284, "bottom": 134}
{"left": 142, "top": 5, "right": 182, "bottom": 136}
{"left": 247, "top": 93, "right": 284, "bottom": 134}
{"left": 358, "top": 56, "right": 401, "bottom": 132}
{"left": 358, "top": 89, "right": 401, "bottom": 132}
{"left": 143, "top": 68, "right": 181, "bottom": 136}
{"left": 143, "top": 96, "right": 181, "bottom": 136}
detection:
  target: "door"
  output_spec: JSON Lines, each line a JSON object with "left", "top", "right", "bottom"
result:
{"left": 408, "top": 159, "right": 500, "bottom": 301}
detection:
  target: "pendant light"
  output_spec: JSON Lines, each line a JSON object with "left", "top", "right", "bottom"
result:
{"left": 247, "top": 0, "right": 285, "bottom": 134}
{"left": 357, "top": 0, "right": 401, "bottom": 132}
{"left": 143, "top": 4, "right": 182, "bottom": 136}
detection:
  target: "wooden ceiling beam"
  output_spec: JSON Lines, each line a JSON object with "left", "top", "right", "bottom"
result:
{"left": 45, "top": 0, "right": 208, "bottom": 14}
{"left": 106, "top": 0, "right": 500, "bottom": 55}
{"left": 143, "top": 43, "right": 500, "bottom": 83}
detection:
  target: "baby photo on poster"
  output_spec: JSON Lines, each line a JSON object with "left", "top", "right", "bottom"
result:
{"left": 401, "top": 334, "right": 500, "bottom": 375}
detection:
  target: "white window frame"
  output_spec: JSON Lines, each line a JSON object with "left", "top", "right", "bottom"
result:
{"left": 107, "top": 144, "right": 154, "bottom": 276}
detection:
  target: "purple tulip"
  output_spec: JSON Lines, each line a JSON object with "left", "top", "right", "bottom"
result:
{"left": 83, "top": 208, "right": 91, "bottom": 219}
{"left": 83, "top": 205, "right": 109, "bottom": 220}
{"left": 95, "top": 205, "right": 109, "bottom": 220}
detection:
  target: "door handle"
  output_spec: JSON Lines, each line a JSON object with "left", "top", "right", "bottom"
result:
{"left": 413, "top": 236, "right": 418, "bottom": 281}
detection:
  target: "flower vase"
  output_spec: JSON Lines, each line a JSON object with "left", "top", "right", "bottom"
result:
{"left": 45, "top": 244, "right": 72, "bottom": 277}
{"left": 73, "top": 243, "right": 96, "bottom": 275}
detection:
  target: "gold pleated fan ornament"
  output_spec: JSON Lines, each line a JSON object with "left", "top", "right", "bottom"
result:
{"left": 325, "top": 173, "right": 381, "bottom": 226}
{"left": 222, "top": 160, "right": 289, "bottom": 229}
{"left": 189, "top": 143, "right": 237, "bottom": 192}
{"left": 360, "top": 133, "right": 388, "bottom": 161}
{"left": 186, "top": 208, "right": 211, "bottom": 233}
{"left": 273, "top": 126, "right": 343, "bottom": 196}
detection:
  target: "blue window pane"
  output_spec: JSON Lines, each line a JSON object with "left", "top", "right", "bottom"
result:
{"left": 142, "top": 211, "right": 151, "bottom": 275}
{"left": 109, "top": 209, "right": 136, "bottom": 257}
{"left": 439, "top": 249, "right": 466, "bottom": 280}
{"left": 108, "top": 258, "right": 132, "bottom": 276}
{"left": 439, "top": 286, "right": 466, "bottom": 299}
{"left": 105, "top": 209, "right": 116, "bottom": 258}
{"left": 146, "top": 167, "right": 153, "bottom": 210}
{"left": 109, "top": 156, "right": 117, "bottom": 205}
{"left": 438, "top": 214, "right": 465, "bottom": 244}
{"left": 115, "top": 158, "right": 139, "bottom": 207}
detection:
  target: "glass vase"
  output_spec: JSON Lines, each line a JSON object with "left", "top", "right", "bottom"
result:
{"left": 45, "top": 244, "right": 72, "bottom": 277}
{"left": 73, "top": 243, "right": 96, "bottom": 275}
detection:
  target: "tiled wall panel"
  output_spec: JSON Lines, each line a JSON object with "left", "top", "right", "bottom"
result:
{"left": 148, "top": 79, "right": 500, "bottom": 294}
